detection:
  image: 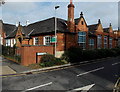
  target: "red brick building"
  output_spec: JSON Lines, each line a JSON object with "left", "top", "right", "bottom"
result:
{"left": 0, "top": 1, "right": 120, "bottom": 66}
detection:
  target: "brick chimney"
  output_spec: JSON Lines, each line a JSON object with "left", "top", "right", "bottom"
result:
{"left": 67, "top": 0, "right": 75, "bottom": 32}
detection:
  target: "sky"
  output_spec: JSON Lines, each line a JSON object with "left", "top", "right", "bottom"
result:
{"left": 0, "top": 0, "right": 119, "bottom": 30}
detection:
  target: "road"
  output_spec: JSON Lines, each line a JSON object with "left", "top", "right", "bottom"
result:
{"left": 2, "top": 56, "right": 120, "bottom": 91}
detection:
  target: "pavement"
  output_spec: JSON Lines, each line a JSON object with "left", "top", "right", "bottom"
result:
{"left": 0, "top": 55, "right": 113, "bottom": 76}
{"left": 2, "top": 56, "right": 120, "bottom": 91}
{"left": 0, "top": 56, "right": 31, "bottom": 75}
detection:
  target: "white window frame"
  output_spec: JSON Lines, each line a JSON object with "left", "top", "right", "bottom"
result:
{"left": 97, "top": 35, "right": 102, "bottom": 49}
{"left": 0, "top": 35, "right": 3, "bottom": 45}
{"left": 6, "top": 39, "right": 10, "bottom": 46}
{"left": 14, "top": 39, "right": 16, "bottom": 45}
{"left": 104, "top": 36, "right": 108, "bottom": 49}
{"left": 11, "top": 39, "right": 13, "bottom": 47}
{"left": 43, "top": 36, "right": 51, "bottom": 45}
{"left": 109, "top": 37, "right": 112, "bottom": 49}
{"left": 33, "top": 37, "right": 39, "bottom": 45}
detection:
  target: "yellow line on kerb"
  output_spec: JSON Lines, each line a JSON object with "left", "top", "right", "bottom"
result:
{"left": 1, "top": 73, "right": 27, "bottom": 78}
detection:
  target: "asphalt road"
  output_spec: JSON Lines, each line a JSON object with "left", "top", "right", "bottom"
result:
{"left": 2, "top": 56, "right": 120, "bottom": 91}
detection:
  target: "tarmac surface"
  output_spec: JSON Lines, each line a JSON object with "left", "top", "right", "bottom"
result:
{"left": 2, "top": 56, "right": 120, "bottom": 91}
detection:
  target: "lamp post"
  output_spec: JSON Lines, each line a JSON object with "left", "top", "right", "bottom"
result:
{"left": 54, "top": 6, "right": 60, "bottom": 57}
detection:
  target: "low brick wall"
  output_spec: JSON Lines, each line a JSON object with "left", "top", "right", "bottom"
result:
{"left": 20, "top": 45, "right": 54, "bottom": 66}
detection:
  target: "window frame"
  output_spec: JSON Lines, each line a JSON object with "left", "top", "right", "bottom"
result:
{"left": 104, "top": 36, "right": 108, "bottom": 49}
{"left": 109, "top": 37, "right": 112, "bottom": 49}
{"left": 78, "top": 31, "right": 86, "bottom": 49}
{"left": 33, "top": 37, "right": 39, "bottom": 45}
{"left": 89, "top": 39, "right": 95, "bottom": 49}
{"left": 97, "top": 35, "right": 102, "bottom": 49}
{"left": 43, "top": 36, "right": 51, "bottom": 45}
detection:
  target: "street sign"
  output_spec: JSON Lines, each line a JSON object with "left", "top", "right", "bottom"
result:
{"left": 37, "top": 53, "right": 46, "bottom": 56}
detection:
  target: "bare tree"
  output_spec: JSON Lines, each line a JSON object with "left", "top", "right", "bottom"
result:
{"left": 0, "top": 0, "right": 5, "bottom": 6}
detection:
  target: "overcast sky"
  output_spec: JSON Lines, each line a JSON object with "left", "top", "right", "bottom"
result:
{"left": 1, "top": 0, "right": 119, "bottom": 30}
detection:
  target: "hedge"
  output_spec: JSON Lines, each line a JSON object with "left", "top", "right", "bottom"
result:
{"left": 61, "top": 47, "right": 120, "bottom": 63}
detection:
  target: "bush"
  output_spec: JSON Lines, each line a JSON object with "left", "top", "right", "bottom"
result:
{"left": 61, "top": 47, "right": 82, "bottom": 63}
{"left": 111, "top": 48, "right": 120, "bottom": 56}
{"left": 61, "top": 47, "right": 120, "bottom": 63}
{"left": 40, "top": 54, "right": 56, "bottom": 63}
{"left": 82, "top": 50, "right": 97, "bottom": 61}
{"left": 40, "top": 54, "right": 65, "bottom": 67}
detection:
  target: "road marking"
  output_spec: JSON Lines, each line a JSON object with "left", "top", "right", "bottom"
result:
{"left": 22, "top": 82, "right": 52, "bottom": 92}
{"left": 112, "top": 62, "right": 120, "bottom": 66}
{"left": 68, "top": 84, "right": 95, "bottom": 92}
{"left": 80, "top": 61, "right": 89, "bottom": 64}
{"left": 77, "top": 67, "right": 104, "bottom": 77}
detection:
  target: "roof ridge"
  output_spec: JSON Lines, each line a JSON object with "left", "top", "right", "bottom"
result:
{"left": 87, "top": 24, "right": 98, "bottom": 27}
{"left": 27, "top": 17, "right": 66, "bottom": 26}
{"left": 3, "top": 23, "right": 16, "bottom": 26}
{"left": 103, "top": 27, "right": 109, "bottom": 29}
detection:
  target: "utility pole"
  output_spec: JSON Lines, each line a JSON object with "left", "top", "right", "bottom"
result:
{"left": 54, "top": 6, "right": 60, "bottom": 57}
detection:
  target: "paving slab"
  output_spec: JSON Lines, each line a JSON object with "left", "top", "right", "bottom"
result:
{"left": 1, "top": 56, "right": 31, "bottom": 73}
{"left": 0, "top": 66, "right": 16, "bottom": 75}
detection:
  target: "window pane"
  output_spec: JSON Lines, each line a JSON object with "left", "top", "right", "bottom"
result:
{"left": 78, "top": 32, "right": 86, "bottom": 49}
{"left": 97, "top": 35, "right": 102, "bottom": 48}
{"left": 44, "top": 36, "right": 51, "bottom": 45}
{"left": 34, "top": 37, "right": 39, "bottom": 45}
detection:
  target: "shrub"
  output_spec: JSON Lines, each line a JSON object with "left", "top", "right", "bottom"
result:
{"left": 14, "top": 55, "right": 21, "bottom": 63}
{"left": 40, "top": 54, "right": 56, "bottom": 63}
{"left": 61, "top": 47, "right": 82, "bottom": 63}
{"left": 111, "top": 48, "right": 120, "bottom": 56}
{"left": 40, "top": 54, "right": 65, "bottom": 67}
{"left": 61, "top": 47, "right": 120, "bottom": 63}
{"left": 82, "top": 50, "right": 97, "bottom": 61}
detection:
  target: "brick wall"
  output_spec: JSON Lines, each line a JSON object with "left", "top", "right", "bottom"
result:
{"left": 65, "top": 33, "right": 77, "bottom": 50}
{"left": 20, "top": 45, "right": 54, "bottom": 66}
{"left": 56, "top": 33, "right": 65, "bottom": 51}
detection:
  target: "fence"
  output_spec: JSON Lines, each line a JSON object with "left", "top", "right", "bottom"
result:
{"left": 2, "top": 45, "right": 21, "bottom": 63}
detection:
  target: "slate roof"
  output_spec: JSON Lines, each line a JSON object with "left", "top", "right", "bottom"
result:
{"left": 6, "top": 17, "right": 69, "bottom": 38}
{"left": 75, "top": 18, "right": 80, "bottom": 25}
{"left": 103, "top": 28, "right": 109, "bottom": 33}
{"left": 6, "top": 27, "right": 18, "bottom": 39}
{"left": 88, "top": 30, "right": 96, "bottom": 37}
{"left": 3, "top": 23, "right": 16, "bottom": 37}
{"left": 75, "top": 16, "right": 87, "bottom": 26}
{"left": 27, "top": 17, "right": 69, "bottom": 36}
{"left": 87, "top": 24, "right": 98, "bottom": 31}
